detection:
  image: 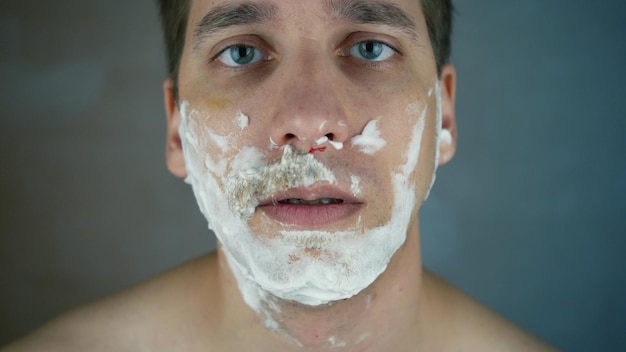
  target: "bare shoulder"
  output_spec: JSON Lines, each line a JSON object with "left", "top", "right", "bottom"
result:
{"left": 1, "top": 253, "right": 221, "bottom": 352}
{"left": 422, "top": 270, "right": 559, "bottom": 351}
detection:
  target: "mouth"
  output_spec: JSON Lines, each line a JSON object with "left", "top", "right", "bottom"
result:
{"left": 257, "top": 186, "right": 362, "bottom": 228}
{"left": 276, "top": 198, "right": 344, "bottom": 205}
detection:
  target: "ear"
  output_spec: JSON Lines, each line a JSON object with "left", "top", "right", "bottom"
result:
{"left": 438, "top": 63, "right": 457, "bottom": 166}
{"left": 163, "top": 78, "right": 187, "bottom": 178}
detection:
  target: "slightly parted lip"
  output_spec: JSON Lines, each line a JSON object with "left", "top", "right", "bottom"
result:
{"left": 257, "top": 184, "right": 362, "bottom": 206}
{"left": 256, "top": 185, "right": 363, "bottom": 227}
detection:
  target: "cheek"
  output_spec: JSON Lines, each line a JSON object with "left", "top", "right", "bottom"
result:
{"left": 181, "top": 102, "right": 260, "bottom": 176}
{"left": 409, "top": 104, "right": 440, "bottom": 200}
{"left": 378, "top": 103, "right": 428, "bottom": 168}
{"left": 205, "top": 96, "right": 231, "bottom": 111}
{"left": 376, "top": 98, "right": 438, "bottom": 202}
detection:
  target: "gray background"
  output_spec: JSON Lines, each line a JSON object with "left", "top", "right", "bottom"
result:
{"left": 1, "top": 1, "right": 624, "bottom": 350}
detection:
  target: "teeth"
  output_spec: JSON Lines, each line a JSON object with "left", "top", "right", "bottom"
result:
{"left": 278, "top": 198, "right": 343, "bottom": 205}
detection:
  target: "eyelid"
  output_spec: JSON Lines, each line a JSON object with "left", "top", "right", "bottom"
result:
{"left": 350, "top": 41, "right": 396, "bottom": 60}
{"left": 337, "top": 32, "right": 402, "bottom": 59}
{"left": 209, "top": 35, "right": 275, "bottom": 63}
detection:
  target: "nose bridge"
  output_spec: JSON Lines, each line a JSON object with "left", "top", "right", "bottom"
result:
{"left": 270, "top": 49, "right": 349, "bottom": 150}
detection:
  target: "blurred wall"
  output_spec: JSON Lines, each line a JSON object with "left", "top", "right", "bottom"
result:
{"left": 0, "top": 1, "right": 624, "bottom": 350}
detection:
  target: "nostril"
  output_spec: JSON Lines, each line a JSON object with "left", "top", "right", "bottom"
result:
{"left": 286, "top": 133, "right": 297, "bottom": 140}
{"left": 325, "top": 133, "right": 334, "bottom": 141}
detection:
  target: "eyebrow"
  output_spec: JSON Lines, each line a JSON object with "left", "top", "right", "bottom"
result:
{"left": 325, "top": 0, "right": 418, "bottom": 39}
{"left": 191, "top": 0, "right": 418, "bottom": 50}
{"left": 192, "top": 2, "right": 278, "bottom": 50}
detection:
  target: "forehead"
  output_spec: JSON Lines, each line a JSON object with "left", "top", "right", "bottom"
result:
{"left": 188, "top": 0, "right": 423, "bottom": 18}
{"left": 186, "top": 0, "right": 426, "bottom": 41}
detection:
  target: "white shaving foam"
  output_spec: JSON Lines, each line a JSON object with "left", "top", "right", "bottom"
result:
{"left": 235, "top": 111, "right": 249, "bottom": 130}
{"left": 350, "top": 175, "right": 361, "bottom": 197}
{"left": 225, "top": 147, "right": 337, "bottom": 219}
{"left": 206, "top": 130, "right": 230, "bottom": 153}
{"left": 439, "top": 128, "right": 452, "bottom": 147}
{"left": 315, "top": 135, "right": 344, "bottom": 150}
{"left": 328, "top": 140, "right": 344, "bottom": 150}
{"left": 328, "top": 336, "right": 347, "bottom": 348}
{"left": 354, "top": 333, "right": 370, "bottom": 345}
{"left": 424, "top": 80, "right": 442, "bottom": 201}
{"left": 269, "top": 136, "right": 279, "bottom": 149}
{"left": 178, "top": 94, "right": 430, "bottom": 334}
{"left": 350, "top": 119, "right": 387, "bottom": 155}
{"left": 316, "top": 136, "right": 329, "bottom": 145}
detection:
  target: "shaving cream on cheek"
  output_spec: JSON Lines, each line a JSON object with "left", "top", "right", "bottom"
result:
{"left": 350, "top": 175, "right": 362, "bottom": 197}
{"left": 235, "top": 111, "right": 249, "bottom": 130}
{"left": 180, "top": 102, "right": 352, "bottom": 307}
{"left": 424, "top": 81, "right": 442, "bottom": 201}
{"left": 350, "top": 119, "right": 387, "bottom": 155}
{"left": 178, "top": 100, "right": 427, "bottom": 327}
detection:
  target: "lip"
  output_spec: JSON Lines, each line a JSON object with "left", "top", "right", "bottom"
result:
{"left": 257, "top": 185, "right": 363, "bottom": 228}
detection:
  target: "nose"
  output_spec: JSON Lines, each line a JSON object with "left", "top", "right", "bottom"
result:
{"left": 269, "top": 59, "right": 349, "bottom": 153}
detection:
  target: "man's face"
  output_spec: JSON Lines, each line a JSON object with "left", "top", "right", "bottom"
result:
{"left": 166, "top": 0, "right": 455, "bottom": 308}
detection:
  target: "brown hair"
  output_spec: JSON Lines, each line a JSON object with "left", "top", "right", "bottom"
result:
{"left": 421, "top": 0, "right": 453, "bottom": 74}
{"left": 157, "top": 0, "right": 453, "bottom": 97}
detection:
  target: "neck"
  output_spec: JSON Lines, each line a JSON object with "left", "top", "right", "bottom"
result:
{"left": 218, "top": 219, "right": 424, "bottom": 351}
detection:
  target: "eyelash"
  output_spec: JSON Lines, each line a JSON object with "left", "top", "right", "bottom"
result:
{"left": 210, "top": 36, "right": 400, "bottom": 70}
{"left": 342, "top": 40, "right": 399, "bottom": 64}
{"left": 215, "top": 45, "right": 268, "bottom": 67}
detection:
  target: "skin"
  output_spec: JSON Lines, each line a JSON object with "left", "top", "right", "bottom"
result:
{"left": 1, "top": 0, "right": 558, "bottom": 351}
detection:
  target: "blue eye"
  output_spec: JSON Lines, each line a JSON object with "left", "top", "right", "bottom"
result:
{"left": 217, "top": 45, "right": 265, "bottom": 66}
{"left": 349, "top": 41, "right": 395, "bottom": 61}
